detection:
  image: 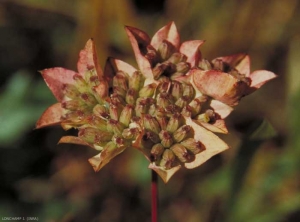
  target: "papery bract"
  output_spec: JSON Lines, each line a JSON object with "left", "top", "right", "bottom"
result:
{"left": 192, "top": 53, "right": 277, "bottom": 106}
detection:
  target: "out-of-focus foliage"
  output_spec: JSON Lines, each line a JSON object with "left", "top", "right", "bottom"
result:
{"left": 0, "top": 0, "right": 299, "bottom": 221}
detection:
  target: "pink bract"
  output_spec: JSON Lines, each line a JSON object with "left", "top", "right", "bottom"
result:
{"left": 192, "top": 53, "right": 277, "bottom": 106}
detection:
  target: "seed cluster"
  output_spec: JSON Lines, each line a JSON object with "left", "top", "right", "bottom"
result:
{"left": 59, "top": 40, "right": 221, "bottom": 170}
{"left": 112, "top": 69, "right": 213, "bottom": 169}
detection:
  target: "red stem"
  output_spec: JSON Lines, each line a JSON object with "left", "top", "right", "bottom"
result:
{"left": 151, "top": 169, "right": 158, "bottom": 222}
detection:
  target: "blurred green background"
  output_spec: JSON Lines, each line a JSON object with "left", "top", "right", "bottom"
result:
{"left": 0, "top": 0, "right": 299, "bottom": 221}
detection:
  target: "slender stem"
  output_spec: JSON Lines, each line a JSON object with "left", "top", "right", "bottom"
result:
{"left": 151, "top": 169, "right": 158, "bottom": 222}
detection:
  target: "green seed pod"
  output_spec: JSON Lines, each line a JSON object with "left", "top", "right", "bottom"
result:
{"left": 155, "top": 107, "right": 168, "bottom": 129}
{"left": 113, "top": 136, "right": 128, "bottom": 147}
{"left": 122, "top": 128, "right": 139, "bottom": 140}
{"left": 103, "top": 141, "right": 117, "bottom": 152}
{"left": 129, "top": 71, "right": 145, "bottom": 91}
{"left": 160, "top": 149, "right": 175, "bottom": 169}
{"left": 89, "top": 76, "right": 100, "bottom": 88}
{"left": 157, "top": 92, "right": 172, "bottom": 109}
{"left": 107, "top": 119, "right": 124, "bottom": 135}
{"left": 139, "top": 83, "right": 157, "bottom": 98}
{"left": 175, "top": 95, "right": 190, "bottom": 109}
{"left": 197, "top": 95, "right": 208, "bottom": 103}
{"left": 170, "top": 72, "right": 185, "bottom": 80}
{"left": 181, "top": 138, "right": 205, "bottom": 154}
{"left": 73, "top": 74, "right": 88, "bottom": 93}
{"left": 166, "top": 113, "right": 181, "bottom": 133}
{"left": 158, "top": 40, "right": 174, "bottom": 60}
{"left": 156, "top": 116, "right": 168, "bottom": 130}
{"left": 119, "top": 104, "right": 134, "bottom": 127}
{"left": 205, "top": 109, "right": 215, "bottom": 122}
{"left": 165, "top": 104, "right": 181, "bottom": 116}
{"left": 61, "top": 110, "right": 86, "bottom": 130}
{"left": 62, "top": 84, "right": 80, "bottom": 99}
{"left": 170, "top": 143, "right": 193, "bottom": 163}
{"left": 176, "top": 62, "right": 191, "bottom": 73}
{"left": 110, "top": 93, "right": 126, "bottom": 106}
{"left": 113, "top": 73, "right": 128, "bottom": 90}
{"left": 157, "top": 76, "right": 170, "bottom": 82}
{"left": 93, "top": 104, "right": 109, "bottom": 119}
{"left": 157, "top": 80, "right": 171, "bottom": 93}
{"left": 90, "top": 87, "right": 105, "bottom": 105}
{"left": 80, "top": 93, "right": 97, "bottom": 107}
{"left": 78, "top": 127, "right": 113, "bottom": 145}
{"left": 159, "top": 130, "right": 173, "bottom": 148}
{"left": 84, "top": 69, "right": 96, "bottom": 80}
{"left": 109, "top": 103, "right": 124, "bottom": 121}
{"left": 148, "top": 104, "right": 156, "bottom": 116}
{"left": 62, "top": 99, "right": 86, "bottom": 111}
{"left": 198, "top": 59, "right": 212, "bottom": 70}
{"left": 196, "top": 113, "right": 210, "bottom": 123}
{"left": 132, "top": 116, "right": 142, "bottom": 125}
{"left": 171, "top": 81, "right": 183, "bottom": 100}
{"left": 146, "top": 97, "right": 156, "bottom": 105}
{"left": 113, "top": 86, "right": 126, "bottom": 98}
{"left": 167, "top": 52, "right": 187, "bottom": 64}
{"left": 150, "top": 143, "right": 165, "bottom": 161}
{"left": 125, "top": 88, "right": 138, "bottom": 105}
{"left": 173, "top": 125, "right": 191, "bottom": 143}
{"left": 155, "top": 107, "right": 166, "bottom": 117}
{"left": 86, "top": 115, "right": 107, "bottom": 131}
{"left": 189, "top": 98, "right": 202, "bottom": 117}
{"left": 182, "top": 84, "right": 195, "bottom": 99}
{"left": 181, "top": 105, "right": 193, "bottom": 117}
{"left": 135, "top": 98, "right": 149, "bottom": 117}
{"left": 143, "top": 114, "right": 161, "bottom": 134}
{"left": 63, "top": 110, "right": 86, "bottom": 122}
{"left": 85, "top": 69, "right": 99, "bottom": 87}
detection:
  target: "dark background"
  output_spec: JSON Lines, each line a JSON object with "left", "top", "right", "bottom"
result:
{"left": 0, "top": 0, "right": 299, "bottom": 221}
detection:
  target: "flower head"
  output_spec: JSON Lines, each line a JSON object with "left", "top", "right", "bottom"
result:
{"left": 36, "top": 22, "right": 276, "bottom": 183}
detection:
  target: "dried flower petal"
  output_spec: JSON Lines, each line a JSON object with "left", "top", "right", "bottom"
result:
{"left": 183, "top": 117, "right": 229, "bottom": 169}
{"left": 39, "top": 68, "right": 77, "bottom": 102}
{"left": 88, "top": 141, "right": 126, "bottom": 172}
{"left": 148, "top": 163, "right": 181, "bottom": 183}
{"left": 36, "top": 103, "right": 63, "bottom": 129}
{"left": 192, "top": 54, "right": 276, "bottom": 106}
